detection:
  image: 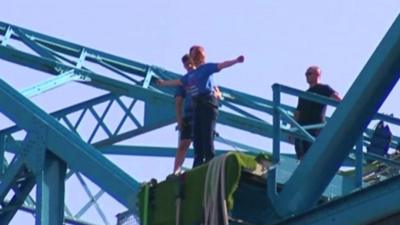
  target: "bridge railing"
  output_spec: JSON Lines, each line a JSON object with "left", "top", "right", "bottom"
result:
{"left": 268, "top": 83, "right": 400, "bottom": 200}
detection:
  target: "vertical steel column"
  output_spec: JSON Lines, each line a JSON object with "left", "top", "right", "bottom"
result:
{"left": 355, "top": 137, "right": 364, "bottom": 188}
{"left": 0, "top": 135, "right": 5, "bottom": 177}
{"left": 36, "top": 151, "right": 66, "bottom": 225}
{"left": 268, "top": 84, "right": 281, "bottom": 202}
{"left": 142, "top": 67, "right": 154, "bottom": 89}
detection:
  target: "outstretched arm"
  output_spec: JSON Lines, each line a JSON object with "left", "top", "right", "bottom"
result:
{"left": 217, "top": 55, "right": 245, "bottom": 71}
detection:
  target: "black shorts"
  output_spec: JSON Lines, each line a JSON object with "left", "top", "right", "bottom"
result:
{"left": 179, "top": 117, "right": 192, "bottom": 140}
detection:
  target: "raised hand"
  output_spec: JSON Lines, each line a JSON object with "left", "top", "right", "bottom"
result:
{"left": 237, "top": 55, "right": 245, "bottom": 63}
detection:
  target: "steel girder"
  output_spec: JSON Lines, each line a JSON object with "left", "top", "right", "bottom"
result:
{"left": 275, "top": 14, "right": 400, "bottom": 218}
{"left": 0, "top": 20, "right": 281, "bottom": 225}
{"left": 275, "top": 175, "right": 400, "bottom": 225}
{"left": 0, "top": 79, "right": 140, "bottom": 223}
{"left": 1, "top": 18, "right": 400, "bottom": 225}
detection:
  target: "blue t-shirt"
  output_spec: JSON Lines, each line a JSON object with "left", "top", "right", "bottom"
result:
{"left": 180, "top": 63, "right": 219, "bottom": 97}
{"left": 175, "top": 86, "right": 192, "bottom": 117}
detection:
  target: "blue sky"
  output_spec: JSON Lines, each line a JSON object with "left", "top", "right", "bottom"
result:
{"left": 1, "top": 1, "right": 399, "bottom": 224}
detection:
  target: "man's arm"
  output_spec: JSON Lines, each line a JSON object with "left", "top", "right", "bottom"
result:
{"left": 217, "top": 55, "right": 245, "bottom": 71}
{"left": 330, "top": 92, "right": 341, "bottom": 101}
{"left": 175, "top": 96, "right": 184, "bottom": 130}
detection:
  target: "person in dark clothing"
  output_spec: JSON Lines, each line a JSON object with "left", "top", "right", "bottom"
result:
{"left": 294, "top": 66, "right": 341, "bottom": 160}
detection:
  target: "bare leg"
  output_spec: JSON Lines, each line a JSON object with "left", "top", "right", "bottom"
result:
{"left": 174, "top": 139, "right": 191, "bottom": 174}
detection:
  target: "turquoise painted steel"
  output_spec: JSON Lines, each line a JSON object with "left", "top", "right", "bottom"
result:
{"left": 223, "top": 101, "right": 264, "bottom": 121}
{"left": 87, "top": 102, "right": 114, "bottom": 144}
{"left": 0, "top": 79, "right": 141, "bottom": 209}
{"left": 0, "top": 136, "right": 39, "bottom": 224}
{"left": 6, "top": 74, "right": 281, "bottom": 148}
{"left": 0, "top": 176, "right": 36, "bottom": 225}
{"left": 214, "top": 136, "right": 267, "bottom": 153}
{"left": 76, "top": 49, "right": 88, "bottom": 68}
{"left": 269, "top": 83, "right": 281, "bottom": 202}
{"left": 142, "top": 67, "right": 155, "bottom": 88}
{"left": 0, "top": 19, "right": 283, "bottom": 224}
{"left": 268, "top": 81, "right": 400, "bottom": 222}
{"left": 13, "top": 27, "right": 59, "bottom": 61}
{"left": 276, "top": 175, "right": 400, "bottom": 225}
{"left": 0, "top": 33, "right": 286, "bottom": 148}
{"left": 277, "top": 14, "right": 400, "bottom": 217}
{"left": 98, "top": 145, "right": 228, "bottom": 157}
{"left": 0, "top": 153, "right": 26, "bottom": 203}
{"left": 0, "top": 135, "right": 5, "bottom": 177}
{"left": 36, "top": 152, "right": 67, "bottom": 225}
{"left": 1, "top": 19, "right": 400, "bottom": 225}
{"left": 277, "top": 107, "right": 315, "bottom": 142}
{"left": 18, "top": 204, "right": 98, "bottom": 225}
{"left": 75, "top": 173, "right": 108, "bottom": 224}
{"left": 0, "top": 26, "right": 12, "bottom": 46}
{"left": 75, "top": 190, "right": 105, "bottom": 219}
{"left": 20, "top": 70, "right": 83, "bottom": 98}
{"left": 355, "top": 138, "right": 363, "bottom": 188}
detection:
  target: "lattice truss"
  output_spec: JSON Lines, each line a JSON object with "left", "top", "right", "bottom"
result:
{"left": 1, "top": 18, "right": 400, "bottom": 225}
{"left": 0, "top": 21, "right": 285, "bottom": 225}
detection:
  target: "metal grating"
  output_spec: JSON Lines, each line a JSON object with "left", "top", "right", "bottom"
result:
{"left": 116, "top": 210, "right": 140, "bottom": 225}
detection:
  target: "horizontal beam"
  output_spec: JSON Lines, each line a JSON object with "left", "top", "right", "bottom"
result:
{"left": 17, "top": 204, "right": 98, "bottom": 225}
{"left": 0, "top": 21, "right": 150, "bottom": 77}
{"left": 98, "top": 145, "right": 231, "bottom": 157}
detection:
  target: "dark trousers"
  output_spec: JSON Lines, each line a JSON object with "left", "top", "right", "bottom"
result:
{"left": 294, "top": 129, "right": 320, "bottom": 159}
{"left": 192, "top": 95, "right": 218, "bottom": 168}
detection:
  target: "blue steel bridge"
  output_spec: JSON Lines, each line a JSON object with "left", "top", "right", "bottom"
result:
{"left": 0, "top": 14, "right": 400, "bottom": 225}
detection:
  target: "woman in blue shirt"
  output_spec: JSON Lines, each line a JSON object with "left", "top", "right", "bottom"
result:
{"left": 159, "top": 45, "right": 244, "bottom": 167}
